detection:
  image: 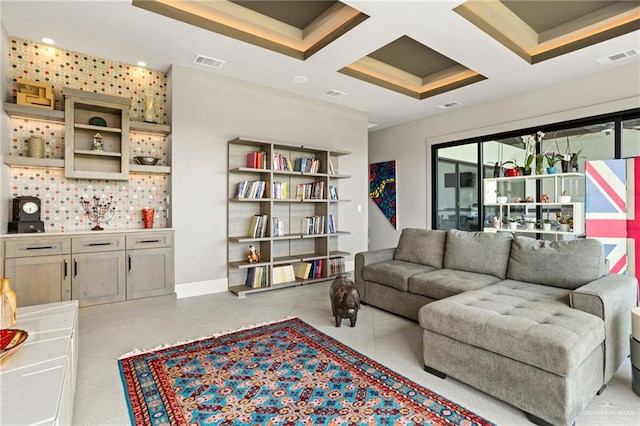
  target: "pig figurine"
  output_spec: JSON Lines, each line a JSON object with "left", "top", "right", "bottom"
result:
{"left": 330, "top": 276, "right": 360, "bottom": 327}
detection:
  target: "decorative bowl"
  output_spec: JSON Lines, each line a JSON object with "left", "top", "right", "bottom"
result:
{"left": 88, "top": 116, "right": 107, "bottom": 127}
{"left": 0, "top": 329, "right": 29, "bottom": 363}
{"left": 134, "top": 156, "right": 159, "bottom": 166}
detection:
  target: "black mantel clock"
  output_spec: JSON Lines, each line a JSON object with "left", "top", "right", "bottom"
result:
{"left": 8, "top": 196, "right": 45, "bottom": 233}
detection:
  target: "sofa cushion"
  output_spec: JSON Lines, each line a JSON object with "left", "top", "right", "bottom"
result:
{"left": 362, "top": 260, "right": 436, "bottom": 292}
{"left": 418, "top": 282, "right": 604, "bottom": 376}
{"left": 408, "top": 269, "right": 500, "bottom": 300}
{"left": 394, "top": 228, "right": 447, "bottom": 268}
{"left": 507, "top": 236, "right": 606, "bottom": 290}
{"left": 443, "top": 229, "right": 513, "bottom": 279}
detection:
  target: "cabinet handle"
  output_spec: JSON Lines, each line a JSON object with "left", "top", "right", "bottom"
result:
{"left": 64, "top": 260, "right": 68, "bottom": 280}
{"left": 128, "top": 254, "right": 132, "bottom": 272}
{"left": 87, "top": 242, "right": 113, "bottom": 247}
{"left": 139, "top": 239, "right": 161, "bottom": 244}
{"left": 25, "top": 246, "right": 54, "bottom": 250}
{"left": 74, "top": 259, "right": 78, "bottom": 278}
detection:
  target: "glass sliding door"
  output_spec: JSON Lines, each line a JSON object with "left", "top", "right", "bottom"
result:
{"left": 622, "top": 117, "right": 640, "bottom": 158}
{"left": 435, "top": 145, "right": 479, "bottom": 231}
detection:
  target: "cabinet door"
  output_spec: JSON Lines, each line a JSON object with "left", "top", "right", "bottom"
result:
{"left": 72, "top": 251, "right": 126, "bottom": 306}
{"left": 126, "top": 247, "right": 174, "bottom": 299}
{"left": 4, "top": 255, "right": 71, "bottom": 307}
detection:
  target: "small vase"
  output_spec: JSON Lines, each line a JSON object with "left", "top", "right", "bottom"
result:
{"left": 543, "top": 223, "right": 551, "bottom": 232}
{"left": 526, "top": 223, "right": 535, "bottom": 230}
{"left": 561, "top": 160, "right": 569, "bottom": 173}
{"left": 492, "top": 217, "right": 500, "bottom": 229}
{"left": 497, "top": 196, "right": 508, "bottom": 204}
{"left": 1, "top": 277, "right": 17, "bottom": 328}
{"left": 143, "top": 89, "right": 157, "bottom": 123}
{"left": 509, "top": 222, "right": 518, "bottom": 230}
{"left": 559, "top": 224, "right": 570, "bottom": 232}
{"left": 506, "top": 168, "right": 519, "bottom": 177}
{"left": 522, "top": 168, "right": 532, "bottom": 176}
{"left": 28, "top": 136, "right": 45, "bottom": 158}
{"left": 558, "top": 195, "right": 571, "bottom": 203}
{"left": 547, "top": 167, "right": 556, "bottom": 175}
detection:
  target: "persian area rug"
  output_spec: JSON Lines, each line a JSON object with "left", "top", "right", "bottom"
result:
{"left": 118, "top": 318, "right": 494, "bottom": 426}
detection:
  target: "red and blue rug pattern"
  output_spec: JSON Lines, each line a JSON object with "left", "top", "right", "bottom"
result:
{"left": 119, "top": 318, "right": 494, "bottom": 425}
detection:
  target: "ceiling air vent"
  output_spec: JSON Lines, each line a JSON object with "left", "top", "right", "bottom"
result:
{"left": 438, "top": 101, "right": 461, "bottom": 109}
{"left": 193, "top": 54, "right": 226, "bottom": 69}
{"left": 325, "top": 89, "right": 348, "bottom": 98}
{"left": 596, "top": 48, "right": 639, "bottom": 65}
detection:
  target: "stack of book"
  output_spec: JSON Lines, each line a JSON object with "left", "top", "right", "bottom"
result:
{"left": 272, "top": 265, "right": 296, "bottom": 284}
{"left": 329, "top": 185, "right": 339, "bottom": 200}
{"left": 309, "top": 259, "right": 323, "bottom": 278}
{"left": 295, "top": 262, "right": 312, "bottom": 279}
{"left": 272, "top": 181, "right": 289, "bottom": 199}
{"left": 295, "top": 181, "right": 324, "bottom": 199}
{"left": 329, "top": 257, "right": 345, "bottom": 275}
{"left": 247, "top": 214, "right": 268, "bottom": 238}
{"left": 271, "top": 217, "right": 285, "bottom": 236}
{"left": 302, "top": 215, "right": 325, "bottom": 235}
{"left": 327, "top": 215, "right": 336, "bottom": 234}
{"left": 273, "top": 153, "right": 293, "bottom": 171}
{"left": 246, "top": 151, "right": 267, "bottom": 169}
{"left": 235, "top": 180, "right": 266, "bottom": 199}
{"left": 295, "top": 157, "right": 320, "bottom": 173}
{"left": 245, "top": 266, "right": 268, "bottom": 288}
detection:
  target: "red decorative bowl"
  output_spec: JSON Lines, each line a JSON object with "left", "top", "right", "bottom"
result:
{"left": 0, "top": 329, "right": 29, "bottom": 363}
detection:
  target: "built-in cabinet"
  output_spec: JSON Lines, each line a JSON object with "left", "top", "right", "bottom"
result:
{"left": 63, "top": 88, "right": 130, "bottom": 180}
{"left": 228, "top": 138, "right": 350, "bottom": 297}
{"left": 483, "top": 173, "right": 585, "bottom": 237}
{"left": 2, "top": 100, "right": 171, "bottom": 175}
{"left": 2, "top": 230, "right": 174, "bottom": 307}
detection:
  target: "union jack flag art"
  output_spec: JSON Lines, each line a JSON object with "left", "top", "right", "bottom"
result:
{"left": 586, "top": 158, "right": 639, "bottom": 277}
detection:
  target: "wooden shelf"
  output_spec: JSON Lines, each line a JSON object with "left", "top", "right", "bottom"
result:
{"left": 75, "top": 123, "right": 122, "bottom": 133}
{"left": 4, "top": 156, "right": 64, "bottom": 168}
{"left": 228, "top": 138, "right": 350, "bottom": 295}
{"left": 3, "top": 102, "right": 65, "bottom": 122}
{"left": 130, "top": 121, "right": 171, "bottom": 135}
{"left": 129, "top": 164, "right": 171, "bottom": 174}
{"left": 74, "top": 149, "right": 122, "bottom": 157}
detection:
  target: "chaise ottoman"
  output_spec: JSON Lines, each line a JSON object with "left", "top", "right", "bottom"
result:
{"left": 419, "top": 281, "right": 606, "bottom": 426}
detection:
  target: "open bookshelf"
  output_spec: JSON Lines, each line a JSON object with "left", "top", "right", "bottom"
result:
{"left": 228, "top": 137, "right": 350, "bottom": 297}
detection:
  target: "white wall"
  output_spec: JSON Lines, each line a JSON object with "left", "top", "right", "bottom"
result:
{"left": 0, "top": 18, "right": 9, "bottom": 238}
{"left": 170, "top": 65, "right": 368, "bottom": 296}
{"left": 368, "top": 62, "right": 640, "bottom": 250}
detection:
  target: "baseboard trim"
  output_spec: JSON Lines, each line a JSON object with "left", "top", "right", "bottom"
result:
{"left": 175, "top": 278, "right": 228, "bottom": 299}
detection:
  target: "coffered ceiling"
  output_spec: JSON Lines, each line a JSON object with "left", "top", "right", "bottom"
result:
{"left": 1, "top": 1, "right": 639, "bottom": 131}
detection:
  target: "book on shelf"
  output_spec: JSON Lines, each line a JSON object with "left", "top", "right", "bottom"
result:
{"left": 329, "top": 257, "right": 345, "bottom": 275}
{"left": 245, "top": 266, "right": 268, "bottom": 288}
{"left": 272, "top": 265, "right": 296, "bottom": 284}
{"left": 247, "top": 214, "right": 268, "bottom": 238}
{"left": 235, "top": 180, "right": 266, "bottom": 199}
{"left": 295, "top": 181, "right": 324, "bottom": 200}
{"left": 328, "top": 159, "right": 335, "bottom": 175}
{"left": 295, "top": 262, "right": 311, "bottom": 279}
{"left": 329, "top": 185, "right": 338, "bottom": 200}
{"left": 273, "top": 153, "right": 293, "bottom": 172}
{"left": 294, "top": 157, "right": 320, "bottom": 173}
{"left": 327, "top": 214, "right": 336, "bottom": 234}
{"left": 272, "top": 181, "right": 289, "bottom": 199}
{"left": 302, "top": 215, "right": 325, "bottom": 235}
{"left": 271, "top": 217, "right": 285, "bottom": 237}
{"left": 309, "top": 259, "right": 323, "bottom": 278}
{"left": 246, "top": 151, "right": 267, "bottom": 169}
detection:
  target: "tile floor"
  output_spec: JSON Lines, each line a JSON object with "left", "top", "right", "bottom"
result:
{"left": 73, "top": 282, "right": 639, "bottom": 425}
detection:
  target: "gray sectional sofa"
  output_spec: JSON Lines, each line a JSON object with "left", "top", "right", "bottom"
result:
{"left": 355, "top": 228, "right": 638, "bottom": 426}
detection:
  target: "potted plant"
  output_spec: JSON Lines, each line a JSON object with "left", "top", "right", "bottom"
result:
{"left": 557, "top": 214, "right": 572, "bottom": 232}
{"left": 558, "top": 190, "right": 571, "bottom": 203}
{"left": 524, "top": 219, "right": 535, "bottom": 230}
{"left": 507, "top": 216, "right": 519, "bottom": 230}
{"left": 569, "top": 150, "right": 586, "bottom": 172}
{"left": 496, "top": 190, "right": 508, "bottom": 204}
{"left": 522, "top": 153, "right": 534, "bottom": 176}
{"left": 544, "top": 150, "right": 562, "bottom": 174}
{"left": 537, "top": 217, "right": 552, "bottom": 232}
{"left": 535, "top": 153, "right": 545, "bottom": 175}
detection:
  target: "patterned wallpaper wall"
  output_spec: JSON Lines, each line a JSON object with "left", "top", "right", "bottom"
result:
{"left": 6, "top": 38, "right": 170, "bottom": 232}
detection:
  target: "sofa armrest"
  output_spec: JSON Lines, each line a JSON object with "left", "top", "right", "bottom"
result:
{"left": 355, "top": 248, "right": 395, "bottom": 301}
{"left": 570, "top": 273, "right": 638, "bottom": 383}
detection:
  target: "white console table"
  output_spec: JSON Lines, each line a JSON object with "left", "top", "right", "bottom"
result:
{"left": 0, "top": 300, "right": 78, "bottom": 425}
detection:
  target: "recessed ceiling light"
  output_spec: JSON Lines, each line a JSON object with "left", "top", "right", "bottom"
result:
{"left": 41, "top": 37, "right": 55, "bottom": 45}
{"left": 292, "top": 75, "right": 308, "bottom": 84}
{"left": 136, "top": 61, "right": 147, "bottom": 67}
